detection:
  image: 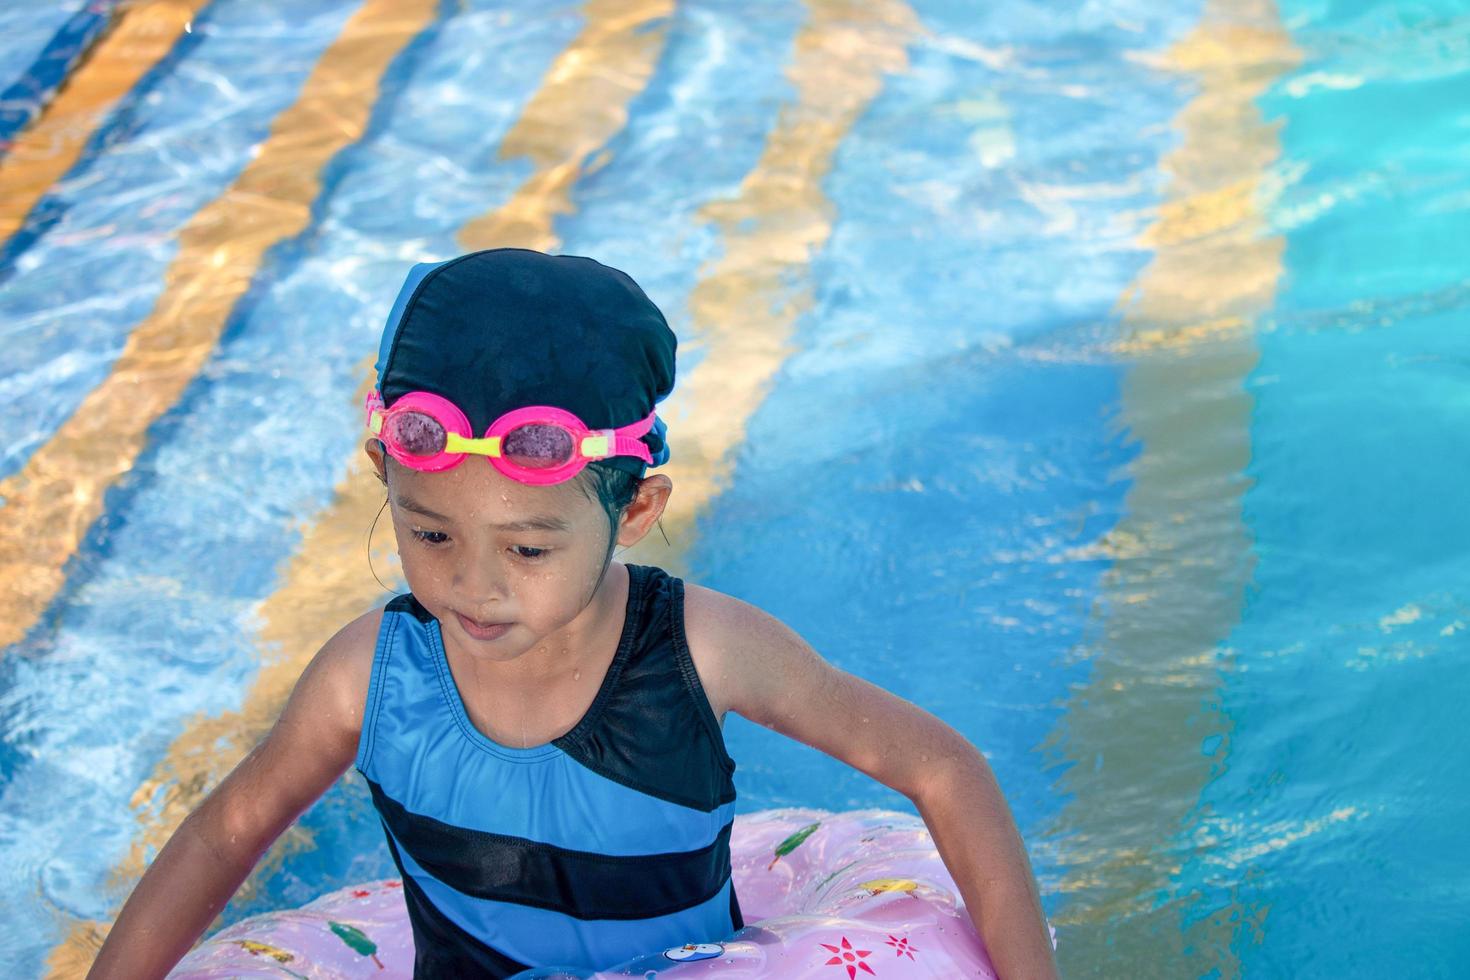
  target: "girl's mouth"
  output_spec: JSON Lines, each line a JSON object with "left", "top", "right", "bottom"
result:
{"left": 455, "top": 612, "right": 513, "bottom": 640}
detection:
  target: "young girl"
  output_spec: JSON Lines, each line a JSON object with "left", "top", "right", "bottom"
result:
{"left": 89, "top": 249, "right": 1058, "bottom": 979}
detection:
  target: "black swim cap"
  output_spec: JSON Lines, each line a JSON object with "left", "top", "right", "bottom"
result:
{"left": 374, "top": 249, "right": 675, "bottom": 477}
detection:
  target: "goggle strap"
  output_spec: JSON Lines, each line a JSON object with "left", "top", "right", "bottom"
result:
{"left": 609, "top": 433, "right": 653, "bottom": 464}
{"left": 365, "top": 391, "right": 385, "bottom": 433}
{"left": 577, "top": 433, "right": 651, "bottom": 463}
{"left": 606, "top": 411, "right": 657, "bottom": 463}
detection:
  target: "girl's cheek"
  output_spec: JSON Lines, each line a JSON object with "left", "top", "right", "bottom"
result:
{"left": 399, "top": 545, "right": 445, "bottom": 584}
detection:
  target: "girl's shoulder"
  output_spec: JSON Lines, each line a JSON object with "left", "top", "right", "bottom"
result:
{"left": 291, "top": 608, "right": 384, "bottom": 731}
{"left": 318, "top": 606, "right": 384, "bottom": 670}
{"left": 254, "top": 608, "right": 385, "bottom": 782}
{"left": 680, "top": 583, "right": 739, "bottom": 722}
{"left": 680, "top": 583, "right": 805, "bottom": 722}
{"left": 680, "top": 582, "right": 793, "bottom": 648}
{"left": 682, "top": 582, "right": 876, "bottom": 738}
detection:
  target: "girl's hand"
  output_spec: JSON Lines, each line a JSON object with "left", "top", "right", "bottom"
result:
{"left": 87, "top": 611, "right": 379, "bottom": 980}
{"left": 685, "top": 587, "right": 1059, "bottom": 980}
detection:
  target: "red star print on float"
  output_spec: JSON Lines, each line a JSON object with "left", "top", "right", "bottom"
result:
{"left": 821, "top": 936, "right": 876, "bottom": 977}
{"left": 884, "top": 934, "right": 919, "bottom": 960}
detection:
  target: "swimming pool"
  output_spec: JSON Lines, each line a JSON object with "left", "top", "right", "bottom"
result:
{"left": 1, "top": 0, "right": 1466, "bottom": 976}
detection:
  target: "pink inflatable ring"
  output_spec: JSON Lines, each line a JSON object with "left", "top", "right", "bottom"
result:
{"left": 172, "top": 809, "right": 1035, "bottom": 978}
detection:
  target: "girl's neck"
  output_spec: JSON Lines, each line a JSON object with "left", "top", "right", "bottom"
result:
{"left": 460, "top": 561, "right": 628, "bottom": 688}
{"left": 442, "top": 563, "right": 631, "bottom": 749}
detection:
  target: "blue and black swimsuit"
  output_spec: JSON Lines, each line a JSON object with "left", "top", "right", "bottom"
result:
{"left": 355, "top": 562, "right": 742, "bottom": 977}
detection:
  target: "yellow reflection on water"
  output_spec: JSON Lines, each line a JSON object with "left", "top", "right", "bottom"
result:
{"left": 459, "top": 0, "right": 675, "bottom": 253}
{"left": 626, "top": 0, "right": 921, "bottom": 573}
{"left": 1, "top": 0, "right": 439, "bottom": 659}
{"left": 42, "top": 0, "right": 440, "bottom": 971}
{"left": 0, "top": 0, "right": 210, "bottom": 245}
{"left": 1044, "top": 2, "right": 1298, "bottom": 976}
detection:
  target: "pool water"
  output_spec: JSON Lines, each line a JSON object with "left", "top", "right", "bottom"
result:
{"left": 1, "top": 0, "right": 1466, "bottom": 977}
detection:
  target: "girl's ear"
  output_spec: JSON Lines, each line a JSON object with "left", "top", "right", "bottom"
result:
{"left": 615, "top": 474, "right": 672, "bottom": 547}
{"left": 364, "top": 438, "right": 388, "bottom": 487}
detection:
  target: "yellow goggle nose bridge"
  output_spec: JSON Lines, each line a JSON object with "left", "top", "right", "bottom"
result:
{"left": 443, "top": 433, "right": 503, "bottom": 456}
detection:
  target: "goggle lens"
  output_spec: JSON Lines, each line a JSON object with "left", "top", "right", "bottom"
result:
{"left": 385, "top": 411, "right": 447, "bottom": 457}
{"left": 504, "top": 423, "right": 574, "bottom": 469}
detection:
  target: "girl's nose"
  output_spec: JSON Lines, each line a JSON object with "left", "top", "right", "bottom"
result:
{"left": 452, "top": 548, "right": 509, "bottom": 606}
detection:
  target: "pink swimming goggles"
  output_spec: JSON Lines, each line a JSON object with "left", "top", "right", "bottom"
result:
{"left": 365, "top": 390, "right": 656, "bottom": 485}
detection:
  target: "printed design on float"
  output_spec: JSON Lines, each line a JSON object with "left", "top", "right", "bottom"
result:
{"left": 234, "top": 939, "right": 294, "bottom": 963}
{"left": 328, "top": 921, "right": 385, "bottom": 969}
{"left": 884, "top": 935, "right": 918, "bottom": 959}
{"left": 234, "top": 939, "right": 310, "bottom": 980}
{"left": 768, "top": 821, "right": 821, "bottom": 869}
{"left": 859, "top": 878, "right": 918, "bottom": 895}
{"left": 821, "top": 936, "right": 876, "bottom": 977}
{"left": 662, "top": 942, "right": 725, "bottom": 961}
{"left": 857, "top": 824, "right": 898, "bottom": 843}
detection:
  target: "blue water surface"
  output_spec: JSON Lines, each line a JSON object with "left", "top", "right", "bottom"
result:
{"left": 0, "top": 0, "right": 1466, "bottom": 977}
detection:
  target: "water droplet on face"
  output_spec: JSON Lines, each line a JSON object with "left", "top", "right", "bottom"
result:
{"left": 920, "top": 754, "right": 929, "bottom": 763}
{"left": 573, "top": 669, "right": 581, "bottom": 681}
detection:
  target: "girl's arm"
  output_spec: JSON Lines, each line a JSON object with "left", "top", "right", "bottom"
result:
{"left": 87, "top": 611, "right": 380, "bottom": 980}
{"left": 685, "top": 587, "right": 1058, "bottom": 980}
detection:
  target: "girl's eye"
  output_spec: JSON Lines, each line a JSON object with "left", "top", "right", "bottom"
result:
{"left": 511, "top": 546, "right": 548, "bottom": 561}
{"left": 412, "top": 529, "right": 449, "bottom": 545}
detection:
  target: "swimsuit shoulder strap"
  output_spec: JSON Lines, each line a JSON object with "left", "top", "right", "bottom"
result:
{"left": 554, "top": 564, "right": 737, "bottom": 812}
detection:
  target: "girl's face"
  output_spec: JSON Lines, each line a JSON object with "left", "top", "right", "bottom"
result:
{"left": 373, "top": 448, "right": 635, "bottom": 665}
